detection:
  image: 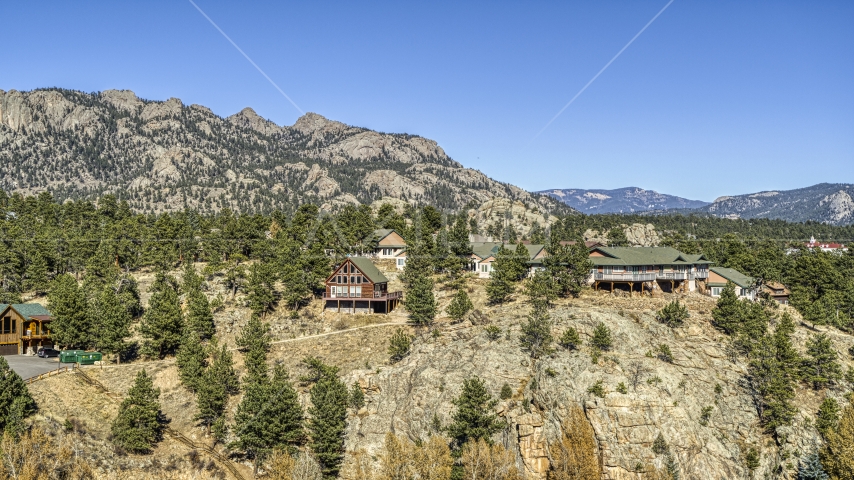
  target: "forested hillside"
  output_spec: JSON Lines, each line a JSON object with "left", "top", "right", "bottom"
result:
{"left": 0, "top": 88, "right": 566, "bottom": 217}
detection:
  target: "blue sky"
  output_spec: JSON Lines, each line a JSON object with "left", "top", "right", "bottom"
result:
{"left": 3, "top": 1, "right": 852, "bottom": 201}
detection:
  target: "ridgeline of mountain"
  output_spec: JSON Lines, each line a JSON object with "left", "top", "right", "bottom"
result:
{"left": 698, "top": 183, "right": 854, "bottom": 226}
{"left": 0, "top": 88, "right": 568, "bottom": 217}
{"left": 539, "top": 187, "right": 709, "bottom": 214}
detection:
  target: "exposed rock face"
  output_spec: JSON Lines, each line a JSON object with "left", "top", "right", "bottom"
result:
{"left": 0, "top": 88, "right": 570, "bottom": 217}
{"left": 341, "top": 294, "right": 852, "bottom": 479}
{"left": 584, "top": 223, "right": 660, "bottom": 247}
{"left": 819, "top": 190, "right": 854, "bottom": 225}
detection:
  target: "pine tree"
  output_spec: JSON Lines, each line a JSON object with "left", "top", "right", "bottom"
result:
{"left": 186, "top": 288, "right": 215, "bottom": 340}
{"left": 91, "top": 285, "right": 132, "bottom": 363}
{"left": 486, "top": 244, "right": 516, "bottom": 304}
{"left": 195, "top": 364, "right": 228, "bottom": 437}
{"left": 819, "top": 393, "right": 854, "bottom": 479}
{"left": 525, "top": 270, "right": 557, "bottom": 311}
{"left": 802, "top": 333, "right": 843, "bottom": 390}
{"left": 748, "top": 335, "right": 796, "bottom": 430}
{"left": 176, "top": 332, "right": 207, "bottom": 392}
{"left": 388, "top": 328, "right": 413, "bottom": 363}
{"left": 798, "top": 452, "right": 829, "bottom": 480}
{"left": 446, "top": 288, "right": 473, "bottom": 322}
{"left": 24, "top": 251, "right": 49, "bottom": 295}
{"left": 308, "top": 362, "right": 349, "bottom": 479}
{"left": 446, "top": 376, "right": 505, "bottom": 449}
{"left": 816, "top": 397, "right": 840, "bottom": 439}
{"left": 139, "top": 273, "right": 185, "bottom": 358}
{"left": 231, "top": 369, "right": 271, "bottom": 475}
{"left": 657, "top": 301, "right": 689, "bottom": 328}
{"left": 264, "top": 364, "right": 306, "bottom": 454}
{"left": 448, "top": 214, "right": 472, "bottom": 274}
{"left": 559, "top": 327, "right": 581, "bottom": 351}
{"left": 247, "top": 262, "right": 277, "bottom": 318}
{"left": 607, "top": 227, "right": 629, "bottom": 247}
{"left": 111, "top": 370, "right": 163, "bottom": 454}
{"left": 711, "top": 282, "right": 742, "bottom": 335}
{"left": 513, "top": 243, "right": 530, "bottom": 280}
{"left": 519, "top": 305, "right": 553, "bottom": 359}
{"left": 0, "top": 356, "right": 37, "bottom": 435}
{"left": 774, "top": 313, "right": 801, "bottom": 380}
{"left": 405, "top": 274, "right": 437, "bottom": 327}
{"left": 543, "top": 237, "right": 592, "bottom": 298}
{"left": 237, "top": 314, "right": 272, "bottom": 382}
{"left": 209, "top": 341, "right": 239, "bottom": 395}
{"left": 47, "top": 273, "right": 90, "bottom": 348}
{"left": 591, "top": 322, "right": 613, "bottom": 351}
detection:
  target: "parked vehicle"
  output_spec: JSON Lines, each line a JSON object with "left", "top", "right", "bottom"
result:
{"left": 37, "top": 347, "right": 60, "bottom": 358}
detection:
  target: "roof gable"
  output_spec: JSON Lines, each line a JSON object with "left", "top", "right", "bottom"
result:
{"left": 343, "top": 257, "right": 389, "bottom": 284}
{"left": 709, "top": 267, "right": 755, "bottom": 288}
{"left": 0, "top": 303, "right": 51, "bottom": 319}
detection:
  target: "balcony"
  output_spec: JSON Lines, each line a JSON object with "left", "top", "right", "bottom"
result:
{"left": 594, "top": 273, "right": 656, "bottom": 282}
{"left": 323, "top": 291, "right": 403, "bottom": 301}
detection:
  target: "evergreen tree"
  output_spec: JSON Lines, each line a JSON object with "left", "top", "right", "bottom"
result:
{"left": 446, "top": 376, "right": 505, "bottom": 449}
{"left": 798, "top": 452, "right": 829, "bottom": 480}
{"left": 349, "top": 383, "right": 365, "bottom": 410}
{"left": 111, "top": 370, "right": 163, "bottom": 454}
{"left": 308, "top": 362, "right": 349, "bottom": 479}
{"left": 519, "top": 305, "right": 553, "bottom": 359}
{"left": 448, "top": 214, "right": 472, "bottom": 274}
{"left": 176, "top": 332, "right": 207, "bottom": 392}
{"left": 802, "top": 333, "right": 843, "bottom": 389}
{"left": 388, "top": 328, "right": 413, "bottom": 363}
{"left": 543, "top": 237, "right": 592, "bottom": 298}
{"left": 558, "top": 327, "right": 581, "bottom": 351}
{"left": 591, "top": 322, "right": 613, "bottom": 351}
{"left": 0, "top": 356, "right": 36, "bottom": 435}
{"left": 47, "top": 273, "right": 90, "bottom": 348}
{"left": 186, "top": 288, "right": 215, "bottom": 340}
{"left": 734, "top": 301, "right": 770, "bottom": 356}
{"left": 231, "top": 368, "right": 271, "bottom": 475}
{"left": 209, "top": 341, "right": 240, "bottom": 396}
{"left": 237, "top": 314, "right": 272, "bottom": 382}
{"left": 819, "top": 393, "right": 854, "bottom": 479}
{"left": 774, "top": 313, "right": 801, "bottom": 379}
{"left": 607, "top": 227, "right": 629, "bottom": 247}
{"left": 139, "top": 273, "right": 184, "bottom": 358}
{"left": 513, "top": 243, "right": 530, "bottom": 280}
{"left": 265, "top": 364, "right": 306, "bottom": 454}
{"left": 711, "top": 282, "right": 742, "bottom": 335}
{"left": 446, "top": 288, "right": 473, "bottom": 322}
{"left": 404, "top": 274, "right": 437, "bottom": 327}
{"left": 402, "top": 238, "right": 435, "bottom": 286}
{"left": 816, "top": 397, "right": 840, "bottom": 439}
{"left": 195, "top": 363, "right": 228, "bottom": 437}
{"left": 748, "top": 335, "right": 796, "bottom": 430}
{"left": 23, "top": 251, "right": 49, "bottom": 295}
{"left": 657, "top": 301, "right": 689, "bottom": 328}
{"left": 247, "top": 262, "right": 277, "bottom": 318}
{"left": 486, "top": 244, "right": 517, "bottom": 304}
{"left": 90, "top": 285, "right": 132, "bottom": 363}
{"left": 524, "top": 270, "right": 557, "bottom": 311}
{"left": 181, "top": 261, "right": 203, "bottom": 293}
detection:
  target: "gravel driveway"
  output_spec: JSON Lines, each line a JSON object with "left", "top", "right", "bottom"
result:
{"left": 4, "top": 355, "right": 74, "bottom": 380}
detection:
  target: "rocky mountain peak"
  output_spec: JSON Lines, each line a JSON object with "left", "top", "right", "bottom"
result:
{"left": 100, "top": 89, "right": 142, "bottom": 112}
{"left": 227, "top": 107, "right": 282, "bottom": 136}
{"left": 292, "top": 112, "right": 350, "bottom": 136}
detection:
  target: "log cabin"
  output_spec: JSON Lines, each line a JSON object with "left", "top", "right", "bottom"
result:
{"left": 324, "top": 257, "right": 402, "bottom": 314}
{"left": 0, "top": 304, "right": 53, "bottom": 356}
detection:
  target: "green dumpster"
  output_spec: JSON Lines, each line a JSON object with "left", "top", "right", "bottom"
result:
{"left": 77, "top": 352, "right": 103, "bottom": 365}
{"left": 59, "top": 350, "right": 84, "bottom": 363}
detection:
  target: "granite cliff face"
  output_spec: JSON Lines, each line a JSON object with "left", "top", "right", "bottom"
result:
{"left": 0, "top": 88, "right": 568, "bottom": 221}
{"left": 340, "top": 292, "right": 853, "bottom": 479}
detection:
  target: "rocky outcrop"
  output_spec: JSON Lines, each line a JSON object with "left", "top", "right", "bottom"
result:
{"left": 624, "top": 223, "right": 660, "bottom": 247}
{"left": 340, "top": 293, "right": 853, "bottom": 479}
{"left": 227, "top": 107, "right": 282, "bottom": 136}
{"left": 819, "top": 190, "right": 854, "bottom": 225}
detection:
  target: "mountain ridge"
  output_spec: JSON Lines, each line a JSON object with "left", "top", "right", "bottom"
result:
{"left": 538, "top": 186, "right": 710, "bottom": 214}
{"left": 0, "top": 87, "right": 568, "bottom": 221}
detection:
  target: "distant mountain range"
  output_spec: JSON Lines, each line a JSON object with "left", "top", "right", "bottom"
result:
{"left": 541, "top": 183, "right": 854, "bottom": 226}
{"left": 537, "top": 187, "right": 710, "bottom": 214}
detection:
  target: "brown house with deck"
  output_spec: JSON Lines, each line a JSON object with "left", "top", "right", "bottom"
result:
{"left": 324, "top": 257, "right": 402, "bottom": 314}
{"left": 0, "top": 304, "right": 53, "bottom": 356}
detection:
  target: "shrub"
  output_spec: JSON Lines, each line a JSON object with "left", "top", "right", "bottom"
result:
{"left": 616, "top": 382, "right": 628, "bottom": 394}
{"left": 590, "top": 322, "right": 612, "bottom": 351}
{"left": 657, "top": 344, "right": 674, "bottom": 363}
{"left": 388, "top": 328, "right": 413, "bottom": 363}
{"left": 558, "top": 327, "right": 581, "bottom": 350}
{"left": 485, "top": 325, "right": 502, "bottom": 341}
{"left": 657, "top": 300, "right": 689, "bottom": 328}
{"left": 745, "top": 448, "right": 760, "bottom": 473}
{"left": 545, "top": 368, "right": 557, "bottom": 377}
{"left": 652, "top": 433, "right": 669, "bottom": 455}
{"left": 699, "top": 406, "right": 713, "bottom": 426}
{"left": 519, "top": 307, "right": 553, "bottom": 359}
{"left": 500, "top": 383, "right": 513, "bottom": 400}
{"left": 587, "top": 381, "right": 606, "bottom": 398}
{"left": 349, "top": 383, "right": 365, "bottom": 410}
{"left": 447, "top": 288, "right": 473, "bottom": 322}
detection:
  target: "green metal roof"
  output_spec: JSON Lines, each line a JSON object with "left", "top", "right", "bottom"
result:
{"left": 348, "top": 257, "right": 389, "bottom": 284}
{"left": 709, "top": 267, "right": 755, "bottom": 288}
{"left": 470, "top": 243, "right": 543, "bottom": 261}
{"left": 0, "top": 303, "right": 51, "bottom": 319}
{"left": 590, "top": 247, "right": 711, "bottom": 267}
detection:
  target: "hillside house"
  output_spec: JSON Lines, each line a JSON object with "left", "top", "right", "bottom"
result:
{"left": 471, "top": 242, "right": 546, "bottom": 278}
{"left": 0, "top": 304, "right": 53, "bottom": 356}
{"left": 364, "top": 229, "right": 407, "bottom": 259}
{"left": 707, "top": 267, "right": 757, "bottom": 300}
{"left": 324, "top": 257, "right": 402, "bottom": 314}
{"left": 761, "top": 281, "right": 790, "bottom": 305}
{"left": 804, "top": 236, "right": 847, "bottom": 253}
{"left": 588, "top": 247, "right": 712, "bottom": 294}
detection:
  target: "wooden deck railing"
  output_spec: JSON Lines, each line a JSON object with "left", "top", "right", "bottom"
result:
{"left": 323, "top": 291, "right": 403, "bottom": 301}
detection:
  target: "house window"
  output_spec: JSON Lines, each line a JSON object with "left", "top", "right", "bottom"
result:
{"left": 711, "top": 287, "right": 722, "bottom": 296}
{"left": 397, "top": 258, "right": 405, "bottom": 266}
{"left": 604, "top": 266, "right": 613, "bottom": 274}
{"left": 2, "top": 316, "right": 12, "bottom": 334}
{"left": 350, "top": 286, "right": 362, "bottom": 298}
{"left": 481, "top": 264, "right": 488, "bottom": 273}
